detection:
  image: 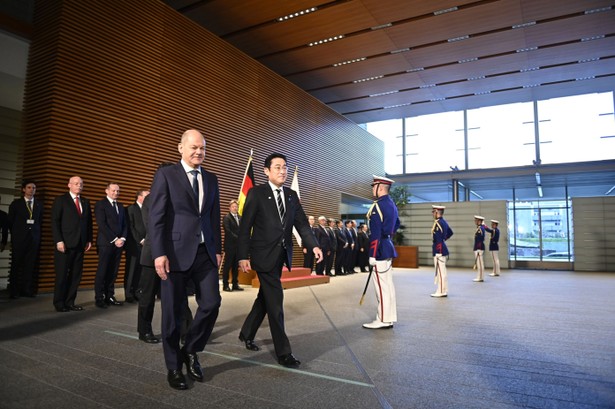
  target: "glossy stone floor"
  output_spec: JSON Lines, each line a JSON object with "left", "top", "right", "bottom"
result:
{"left": 1, "top": 267, "right": 614, "bottom": 409}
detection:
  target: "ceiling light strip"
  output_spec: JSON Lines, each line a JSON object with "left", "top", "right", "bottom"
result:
{"left": 308, "top": 35, "right": 344, "bottom": 47}
{"left": 277, "top": 7, "right": 318, "bottom": 21}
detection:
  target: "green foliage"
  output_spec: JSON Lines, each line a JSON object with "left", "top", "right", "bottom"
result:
{"left": 389, "top": 185, "right": 410, "bottom": 207}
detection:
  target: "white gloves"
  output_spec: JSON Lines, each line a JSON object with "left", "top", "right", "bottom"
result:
{"left": 369, "top": 257, "right": 377, "bottom": 266}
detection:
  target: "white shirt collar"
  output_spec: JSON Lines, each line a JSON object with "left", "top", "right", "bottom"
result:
{"left": 181, "top": 159, "right": 200, "bottom": 174}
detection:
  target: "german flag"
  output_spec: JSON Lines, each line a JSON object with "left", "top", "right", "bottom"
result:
{"left": 237, "top": 153, "right": 255, "bottom": 216}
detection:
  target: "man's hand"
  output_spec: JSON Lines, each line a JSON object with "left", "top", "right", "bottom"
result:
{"left": 85, "top": 242, "right": 92, "bottom": 252}
{"left": 313, "top": 247, "right": 324, "bottom": 263}
{"left": 239, "top": 259, "right": 251, "bottom": 273}
{"left": 369, "top": 257, "right": 377, "bottom": 266}
{"left": 56, "top": 241, "right": 66, "bottom": 253}
{"left": 216, "top": 254, "right": 222, "bottom": 267}
{"left": 155, "top": 255, "right": 170, "bottom": 280}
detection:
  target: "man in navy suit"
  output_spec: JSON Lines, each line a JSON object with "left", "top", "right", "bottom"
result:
{"left": 51, "top": 176, "right": 93, "bottom": 312}
{"left": 8, "top": 180, "right": 44, "bottom": 298}
{"left": 237, "top": 153, "right": 323, "bottom": 368}
{"left": 94, "top": 183, "right": 127, "bottom": 308}
{"left": 149, "top": 129, "right": 222, "bottom": 390}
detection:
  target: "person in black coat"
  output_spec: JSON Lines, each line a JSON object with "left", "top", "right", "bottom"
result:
{"left": 51, "top": 176, "right": 93, "bottom": 312}
{"left": 314, "top": 216, "right": 330, "bottom": 276}
{"left": 357, "top": 223, "right": 370, "bottom": 272}
{"left": 124, "top": 189, "right": 149, "bottom": 302}
{"left": 334, "top": 219, "right": 347, "bottom": 276}
{"left": 7, "top": 180, "right": 44, "bottom": 298}
{"left": 94, "top": 183, "right": 128, "bottom": 307}
{"left": 237, "top": 153, "right": 323, "bottom": 368}
{"left": 222, "top": 199, "right": 242, "bottom": 291}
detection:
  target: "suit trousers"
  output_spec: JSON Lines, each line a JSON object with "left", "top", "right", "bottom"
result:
{"left": 9, "top": 235, "right": 41, "bottom": 296}
{"left": 240, "top": 252, "right": 291, "bottom": 358}
{"left": 53, "top": 247, "right": 85, "bottom": 309}
{"left": 222, "top": 247, "right": 239, "bottom": 288}
{"left": 124, "top": 248, "right": 143, "bottom": 298}
{"left": 160, "top": 245, "right": 221, "bottom": 370}
{"left": 95, "top": 245, "right": 123, "bottom": 301}
{"left": 325, "top": 250, "right": 334, "bottom": 275}
{"left": 137, "top": 265, "right": 160, "bottom": 336}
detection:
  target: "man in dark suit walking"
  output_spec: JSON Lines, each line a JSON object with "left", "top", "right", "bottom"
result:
{"left": 137, "top": 167, "right": 192, "bottom": 346}
{"left": 94, "top": 182, "right": 127, "bottom": 308}
{"left": 124, "top": 189, "right": 149, "bottom": 303}
{"left": 8, "top": 180, "right": 44, "bottom": 298}
{"left": 237, "top": 153, "right": 323, "bottom": 368}
{"left": 149, "top": 129, "right": 222, "bottom": 390}
{"left": 222, "top": 199, "right": 242, "bottom": 292}
{"left": 51, "top": 176, "right": 93, "bottom": 312}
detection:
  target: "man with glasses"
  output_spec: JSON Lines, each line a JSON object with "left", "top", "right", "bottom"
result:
{"left": 237, "top": 153, "right": 323, "bottom": 368}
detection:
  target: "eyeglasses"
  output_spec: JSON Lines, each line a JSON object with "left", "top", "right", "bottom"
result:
{"left": 270, "top": 165, "right": 288, "bottom": 172}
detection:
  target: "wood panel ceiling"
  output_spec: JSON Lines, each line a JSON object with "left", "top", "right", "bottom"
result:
{"left": 164, "top": 0, "right": 615, "bottom": 124}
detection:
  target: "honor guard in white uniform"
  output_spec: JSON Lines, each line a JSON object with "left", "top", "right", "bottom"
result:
{"left": 363, "top": 175, "right": 400, "bottom": 329}
{"left": 472, "top": 216, "right": 485, "bottom": 283}
{"left": 473, "top": 215, "right": 486, "bottom": 282}
{"left": 485, "top": 219, "right": 501, "bottom": 276}
{"left": 431, "top": 205, "right": 453, "bottom": 297}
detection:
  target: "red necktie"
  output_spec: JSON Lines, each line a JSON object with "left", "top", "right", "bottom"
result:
{"left": 75, "top": 196, "right": 82, "bottom": 216}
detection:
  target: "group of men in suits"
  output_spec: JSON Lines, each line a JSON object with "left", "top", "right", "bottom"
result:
{"left": 6, "top": 129, "right": 401, "bottom": 391}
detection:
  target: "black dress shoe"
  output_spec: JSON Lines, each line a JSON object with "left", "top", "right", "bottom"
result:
{"left": 95, "top": 300, "right": 108, "bottom": 309}
{"left": 181, "top": 347, "right": 203, "bottom": 382}
{"left": 167, "top": 370, "right": 188, "bottom": 390}
{"left": 139, "top": 333, "right": 159, "bottom": 344}
{"left": 125, "top": 296, "right": 136, "bottom": 303}
{"left": 55, "top": 306, "right": 70, "bottom": 312}
{"left": 68, "top": 304, "right": 84, "bottom": 311}
{"left": 105, "top": 297, "right": 124, "bottom": 306}
{"left": 222, "top": 287, "right": 232, "bottom": 292}
{"left": 278, "top": 353, "right": 301, "bottom": 368}
{"left": 238, "top": 333, "right": 260, "bottom": 351}
{"left": 232, "top": 286, "right": 244, "bottom": 291}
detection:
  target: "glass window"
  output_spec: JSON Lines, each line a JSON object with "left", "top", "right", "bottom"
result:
{"left": 508, "top": 200, "right": 573, "bottom": 261}
{"left": 405, "top": 111, "right": 465, "bottom": 173}
{"left": 538, "top": 92, "right": 615, "bottom": 164}
{"left": 467, "top": 102, "right": 536, "bottom": 169}
{"left": 365, "top": 119, "right": 403, "bottom": 174}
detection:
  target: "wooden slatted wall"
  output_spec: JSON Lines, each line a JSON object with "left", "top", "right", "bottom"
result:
{"left": 21, "top": 0, "right": 384, "bottom": 293}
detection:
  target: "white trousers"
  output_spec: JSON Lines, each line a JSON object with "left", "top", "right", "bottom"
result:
{"left": 491, "top": 250, "right": 501, "bottom": 275}
{"left": 474, "top": 250, "right": 484, "bottom": 280}
{"left": 433, "top": 254, "right": 448, "bottom": 295}
{"left": 371, "top": 259, "right": 397, "bottom": 323}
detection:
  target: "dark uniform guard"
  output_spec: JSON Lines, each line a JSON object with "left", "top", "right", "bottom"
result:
{"left": 431, "top": 205, "right": 453, "bottom": 297}
{"left": 485, "top": 219, "right": 501, "bottom": 276}
{"left": 363, "top": 175, "right": 400, "bottom": 329}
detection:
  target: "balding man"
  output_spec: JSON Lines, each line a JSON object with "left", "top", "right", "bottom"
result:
{"left": 51, "top": 176, "right": 93, "bottom": 312}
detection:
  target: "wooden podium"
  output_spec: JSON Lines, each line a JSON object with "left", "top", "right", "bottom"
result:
{"left": 237, "top": 267, "right": 330, "bottom": 289}
{"left": 392, "top": 246, "right": 419, "bottom": 268}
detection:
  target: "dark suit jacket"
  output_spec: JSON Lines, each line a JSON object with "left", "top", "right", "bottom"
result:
{"left": 314, "top": 225, "right": 331, "bottom": 252}
{"left": 139, "top": 195, "right": 154, "bottom": 267}
{"left": 8, "top": 197, "right": 44, "bottom": 246}
{"left": 0, "top": 210, "right": 8, "bottom": 246}
{"left": 126, "top": 202, "right": 146, "bottom": 254}
{"left": 51, "top": 193, "right": 93, "bottom": 248}
{"left": 95, "top": 198, "right": 127, "bottom": 247}
{"left": 148, "top": 162, "right": 221, "bottom": 271}
{"left": 237, "top": 183, "right": 318, "bottom": 272}
{"left": 223, "top": 212, "right": 240, "bottom": 252}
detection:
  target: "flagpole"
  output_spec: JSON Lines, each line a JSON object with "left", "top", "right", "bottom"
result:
{"left": 238, "top": 149, "right": 253, "bottom": 201}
